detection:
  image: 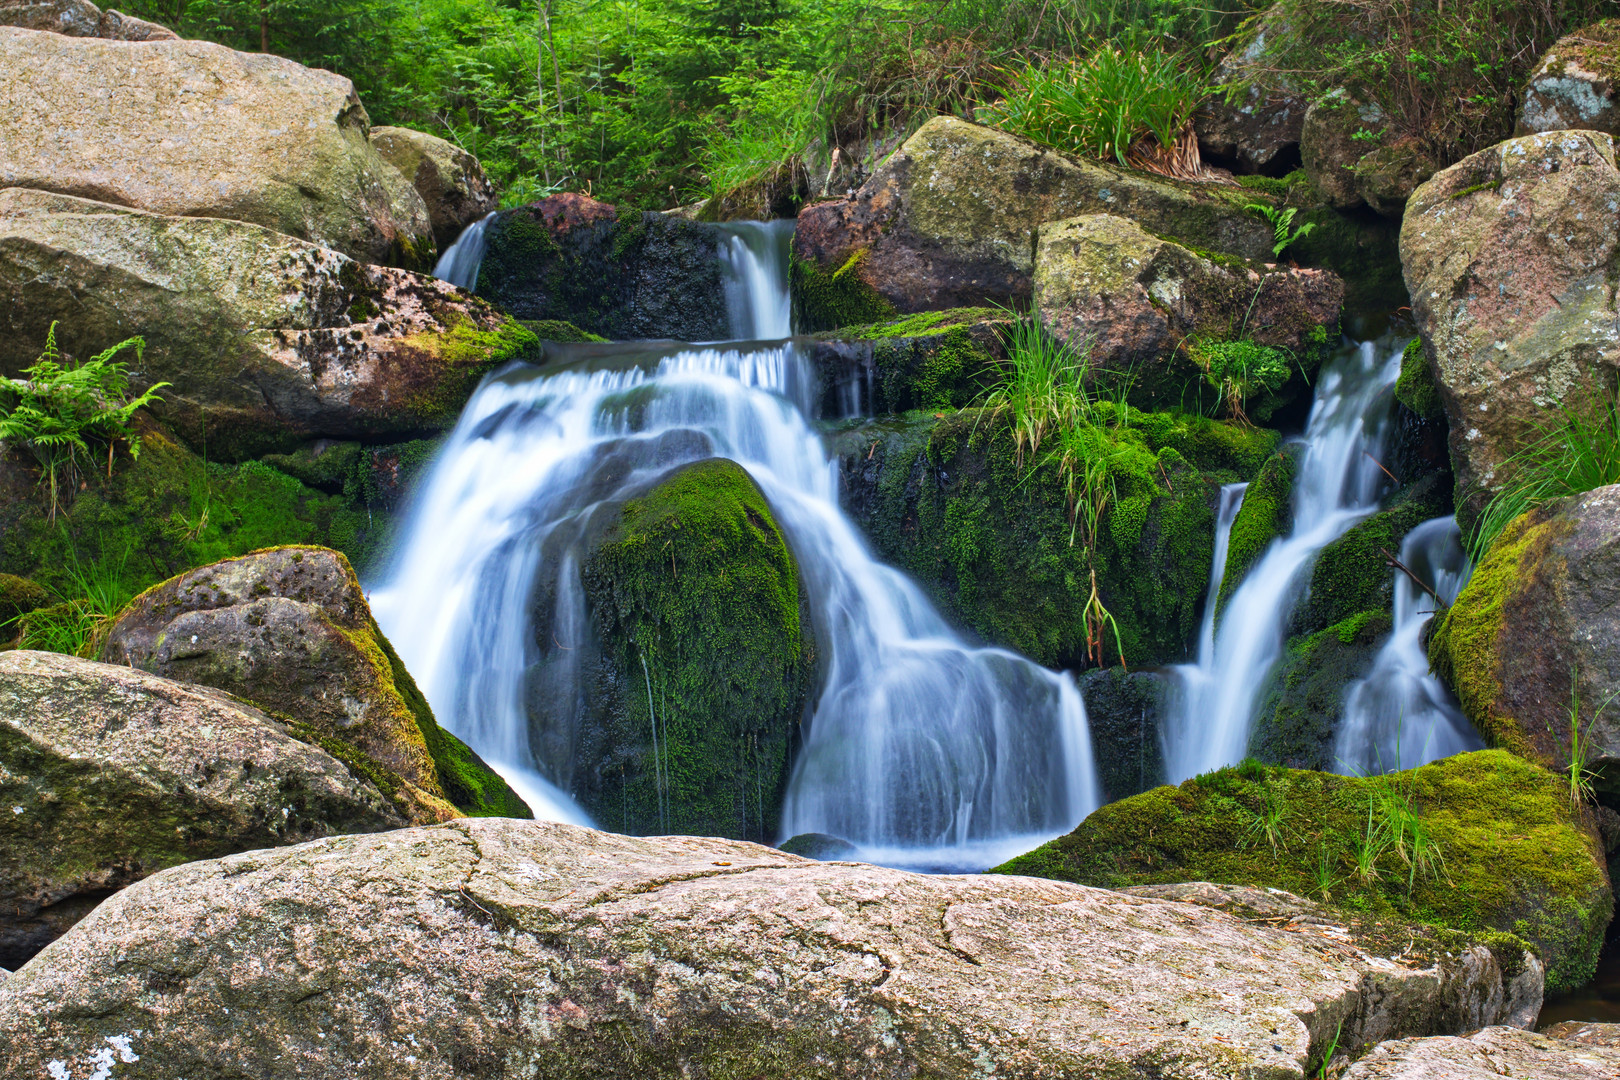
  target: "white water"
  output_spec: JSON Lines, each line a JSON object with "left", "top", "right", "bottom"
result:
{"left": 433, "top": 212, "right": 497, "bottom": 291}
{"left": 374, "top": 222, "right": 1099, "bottom": 868}
{"left": 1164, "top": 338, "right": 1404, "bottom": 782}
{"left": 1333, "top": 516, "right": 1482, "bottom": 774}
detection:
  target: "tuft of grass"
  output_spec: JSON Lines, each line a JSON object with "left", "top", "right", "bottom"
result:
{"left": 1565, "top": 673, "right": 1617, "bottom": 806}
{"left": 7, "top": 540, "right": 135, "bottom": 659}
{"left": 1470, "top": 389, "right": 1620, "bottom": 561}
{"left": 1187, "top": 339, "right": 1293, "bottom": 425}
{"left": 1240, "top": 782, "right": 1294, "bottom": 854}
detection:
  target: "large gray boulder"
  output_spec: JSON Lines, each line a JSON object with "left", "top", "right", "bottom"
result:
{"left": 1034, "top": 214, "right": 1342, "bottom": 416}
{"left": 0, "top": 650, "right": 404, "bottom": 970}
{"left": 369, "top": 126, "right": 498, "bottom": 251}
{"left": 0, "top": 819, "right": 1550, "bottom": 1078}
{"left": 0, "top": 25, "right": 433, "bottom": 269}
{"left": 0, "top": 0, "right": 175, "bottom": 39}
{"left": 102, "top": 546, "right": 530, "bottom": 824}
{"left": 792, "top": 116, "right": 1276, "bottom": 330}
{"left": 1517, "top": 20, "right": 1620, "bottom": 139}
{"left": 1400, "top": 130, "right": 1620, "bottom": 528}
{"left": 1343, "top": 1026, "right": 1620, "bottom": 1079}
{"left": 0, "top": 188, "right": 537, "bottom": 458}
{"left": 1193, "top": 7, "right": 1308, "bottom": 174}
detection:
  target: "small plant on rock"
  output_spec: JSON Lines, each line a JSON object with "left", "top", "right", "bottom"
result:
{"left": 1245, "top": 203, "right": 1317, "bottom": 259}
{"left": 1188, "top": 339, "right": 1292, "bottom": 425}
{"left": 1238, "top": 781, "right": 1294, "bottom": 854}
{"left": 0, "top": 322, "right": 169, "bottom": 517}
{"left": 1565, "top": 673, "right": 1616, "bottom": 806}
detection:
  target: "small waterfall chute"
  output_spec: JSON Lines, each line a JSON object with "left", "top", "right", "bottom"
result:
{"left": 1333, "top": 517, "right": 1482, "bottom": 774}
{"left": 433, "top": 211, "right": 497, "bottom": 291}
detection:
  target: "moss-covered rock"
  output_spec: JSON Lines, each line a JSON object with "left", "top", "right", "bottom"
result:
{"left": 477, "top": 194, "right": 729, "bottom": 341}
{"left": 0, "top": 574, "right": 48, "bottom": 642}
{"left": 260, "top": 436, "right": 443, "bottom": 514}
{"left": 1078, "top": 667, "right": 1168, "bottom": 802}
{"left": 563, "top": 458, "right": 814, "bottom": 841}
{"left": 1292, "top": 470, "right": 1454, "bottom": 636}
{"left": 807, "top": 307, "right": 1006, "bottom": 413}
{"left": 1221, "top": 447, "right": 1299, "bottom": 604}
{"left": 791, "top": 248, "right": 898, "bottom": 334}
{"left": 101, "top": 546, "right": 530, "bottom": 824}
{"left": 1302, "top": 92, "right": 1440, "bottom": 217}
{"left": 1518, "top": 18, "right": 1620, "bottom": 139}
{"left": 1251, "top": 610, "right": 1391, "bottom": 771}
{"left": 0, "top": 188, "right": 535, "bottom": 459}
{"left": 1429, "top": 485, "right": 1620, "bottom": 799}
{"left": 992, "top": 749, "right": 1614, "bottom": 993}
{"left": 1394, "top": 336, "right": 1444, "bottom": 419}
{"left": 518, "top": 319, "right": 608, "bottom": 343}
{"left": 833, "top": 407, "right": 1276, "bottom": 670}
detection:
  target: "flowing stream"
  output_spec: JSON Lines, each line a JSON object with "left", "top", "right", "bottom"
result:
{"left": 1333, "top": 516, "right": 1482, "bottom": 774}
{"left": 378, "top": 220, "right": 1099, "bottom": 869}
{"left": 432, "top": 211, "right": 496, "bottom": 291}
{"left": 1164, "top": 338, "right": 1405, "bottom": 782}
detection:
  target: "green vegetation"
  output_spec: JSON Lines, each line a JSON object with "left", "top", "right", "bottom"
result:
{"left": 0, "top": 324, "right": 170, "bottom": 517}
{"left": 1394, "top": 337, "right": 1442, "bottom": 419}
{"left": 990, "top": 750, "right": 1613, "bottom": 993}
{"left": 582, "top": 458, "right": 812, "bottom": 841}
{"left": 1221, "top": 447, "right": 1296, "bottom": 603}
{"left": 1250, "top": 609, "right": 1389, "bottom": 772}
{"left": 821, "top": 308, "right": 1007, "bottom": 413}
{"left": 1469, "top": 387, "right": 1620, "bottom": 561}
{"left": 1245, "top": 203, "right": 1316, "bottom": 258}
{"left": 791, "top": 250, "right": 897, "bottom": 333}
{"left": 1187, "top": 339, "right": 1293, "bottom": 426}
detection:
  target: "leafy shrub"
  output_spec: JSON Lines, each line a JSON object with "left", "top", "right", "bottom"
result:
{"left": 1188, "top": 339, "right": 1293, "bottom": 425}
{"left": 0, "top": 323, "right": 169, "bottom": 517}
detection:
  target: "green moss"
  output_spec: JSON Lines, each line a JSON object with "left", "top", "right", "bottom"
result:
{"left": 790, "top": 249, "right": 898, "bottom": 333}
{"left": 990, "top": 749, "right": 1612, "bottom": 994}
{"left": 1236, "top": 170, "right": 1309, "bottom": 199}
{"left": 1429, "top": 509, "right": 1565, "bottom": 756}
{"left": 1296, "top": 472, "right": 1453, "bottom": 636}
{"left": 840, "top": 307, "right": 1004, "bottom": 341}
{"left": 581, "top": 458, "right": 813, "bottom": 841}
{"left": 0, "top": 573, "right": 49, "bottom": 632}
{"left": 397, "top": 315, "right": 540, "bottom": 423}
{"left": 1250, "top": 610, "right": 1391, "bottom": 771}
{"left": 1221, "top": 448, "right": 1297, "bottom": 603}
{"left": 1395, "top": 337, "right": 1444, "bottom": 419}
{"left": 519, "top": 319, "right": 608, "bottom": 343}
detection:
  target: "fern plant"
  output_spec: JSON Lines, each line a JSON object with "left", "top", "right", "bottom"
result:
{"left": 0, "top": 323, "right": 169, "bottom": 517}
{"left": 1246, "top": 203, "right": 1316, "bottom": 258}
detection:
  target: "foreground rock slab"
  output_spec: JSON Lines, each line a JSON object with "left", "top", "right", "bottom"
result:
{"left": 0, "top": 820, "right": 1551, "bottom": 1079}
{"left": 0, "top": 188, "right": 536, "bottom": 457}
{"left": 1343, "top": 1026, "right": 1620, "bottom": 1078}
{"left": 0, "top": 650, "right": 403, "bottom": 970}
{"left": 0, "top": 26, "right": 432, "bottom": 268}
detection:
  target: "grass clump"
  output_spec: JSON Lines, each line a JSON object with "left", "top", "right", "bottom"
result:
{"left": 0, "top": 323, "right": 170, "bottom": 518}
{"left": 1187, "top": 339, "right": 1293, "bottom": 427}
{"left": 990, "top": 749, "right": 1612, "bottom": 993}
{"left": 1469, "top": 387, "right": 1620, "bottom": 561}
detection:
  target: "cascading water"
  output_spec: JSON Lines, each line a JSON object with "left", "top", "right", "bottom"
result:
{"left": 1164, "top": 337, "right": 1405, "bottom": 782}
{"left": 433, "top": 212, "right": 497, "bottom": 291}
{"left": 372, "top": 221, "right": 1099, "bottom": 869}
{"left": 719, "top": 220, "right": 795, "bottom": 341}
{"left": 1333, "top": 517, "right": 1482, "bottom": 774}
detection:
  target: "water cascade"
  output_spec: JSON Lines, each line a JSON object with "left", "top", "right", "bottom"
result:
{"left": 372, "top": 222, "right": 1099, "bottom": 869}
{"left": 1164, "top": 338, "right": 1406, "bottom": 782}
{"left": 432, "top": 211, "right": 497, "bottom": 291}
{"left": 1333, "top": 517, "right": 1482, "bottom": 774}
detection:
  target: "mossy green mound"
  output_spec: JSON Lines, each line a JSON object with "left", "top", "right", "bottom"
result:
{"left": 811, "top": 308, "right": 1008, "bottom": 413}
{"left": 1220, "top": 447, "right": 1298, "bottom": 605}
{"left": 519, "top": 319, "right": 608, "bottom": 343}
{"left": 1250, "top": 610, "right": 1391, "bottom": 771}
{"left": 578, "top": 458, "right": 814, "bottom": 841}
{"left": 1293, "top": 471, "right": 1454, "bottom": 636}
{"left": 1395, "top": 337, "right": 1444, "bottom": 419}
{"left": 991, "top": 749, "right": 1613, "bottom": 993}
{"left": 835, "top": 406, "right": 1275, "bottom": 669}
{"left": 791, "top": 249, "right": 898, "bottom": 333}
{"left": 0, "top": 574, "right": 48, "bottom": 635}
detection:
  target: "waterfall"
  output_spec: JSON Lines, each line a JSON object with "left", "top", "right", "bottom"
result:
{"left": 1164, "top": 338, "right": 1404, "bottom": 782}
{"left": 433, "top": 212, "right": 497, "bottom": 291}
{"left": 371, "top": 222, "right": 1100, "bottom": 870}
{"left": 1333, "top": 517, "right": 1482, "bottom": 774}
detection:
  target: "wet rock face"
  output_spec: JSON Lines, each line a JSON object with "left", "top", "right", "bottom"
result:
{"left": 1301, "top": 93, "right": 1439, "bottom": 217}
{"left": 369, "top": 126, "right": 498, "bottom": 251}
{"left": 476, "top": 194, "right": 729, "bottom": 341}
{"left": 792, "top": 116, "right": 1277, "bottom": 331}
{"left": 1078, "top": 667, "right": 1167, "bottom": 802}
{"left": 0, "top": 189, "right": 537, "bottom": 458}
{"left": 0, "top": 26, "right": 432, "bottom": 268}
{"left": 1518, "top": 19, "right": 1620, "bottom": 139}
{"left": 0, "top": 818, "right": 1561, "bottom": 1078}
{"left": 1033, "top": 213, "right": 1343, "bottom": 415}
{"left": 1400, "top": 130, "right": 1620, "bottom": 530}
{"left": 1343, "top": 1026, "right": 1620, "bottom": 1079}
{"left": 1430, "top": 484, "right": 1620, "bottom": 799}
{"left": 101, "top": 546, "right": 530, "bottom": 824}
{"left": 0, "top": 650, "right": 404, "bottom": 970}
{"left": 0, "top": 0, "right": 175, "bottom": 39}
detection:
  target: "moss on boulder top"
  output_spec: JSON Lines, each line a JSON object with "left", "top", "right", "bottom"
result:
{"left": 807, "top": 307, "right": 1007, "bottom": 414}
{"left": 1518, "top": 18, "right": 1620, "bottom": 139}
{"left": 101, "top": 546, "right": 529, "bottom": 824}
{"left": 564, "top": 458, "right": 814, "bottom": 842}
{"left": 1221, "top": 447, "right": 1299, "bottom": 605}
{"left": 834, "top": 406, "right": 1276, "bottom": 671}
{"left": 1250, "top": 609, "right": 1391, "bottom": 771}
{"left": 992, "top": 750, "right": 1613, "bottom": 994}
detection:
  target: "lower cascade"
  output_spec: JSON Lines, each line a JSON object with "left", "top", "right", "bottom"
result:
{"left": 374, "top": 222, "right": 1099, "bottom": 868}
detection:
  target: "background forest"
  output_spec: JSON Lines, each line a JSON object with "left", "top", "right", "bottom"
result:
{"left": 117, "top": 0, "right": 1609, "bottom": 211}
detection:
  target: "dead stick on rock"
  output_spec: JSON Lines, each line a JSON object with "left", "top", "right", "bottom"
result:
{"left": 1380, "top": 547, "right": 1445, "bottom": 609}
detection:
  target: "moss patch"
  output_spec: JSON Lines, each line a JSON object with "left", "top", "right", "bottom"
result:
{"left": 791, "top": 249, "right": 898, "bottom": 333}
{"left": 519, "top": 319, "right": 608, "bottom": 343}
{"left": 814, "top": 308, "right": 1012, "bottom": 414}
{"left": 580, "top": 458, "right": 813, "bottom": 841}
{"left": 1250, "top": 610, "right": 1390, "bottom": 771}
{"left": 1221, "top": 448, "right": 1298, "bottom": 604}
{"left": 1395, "top": 337, "right": 1444, "bottom": 419}
{"left": 0, "top": 573, "right": 49, "bottom": 635}
{"left": 991, "top": 749, "right": 1613, "bottom": 994}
